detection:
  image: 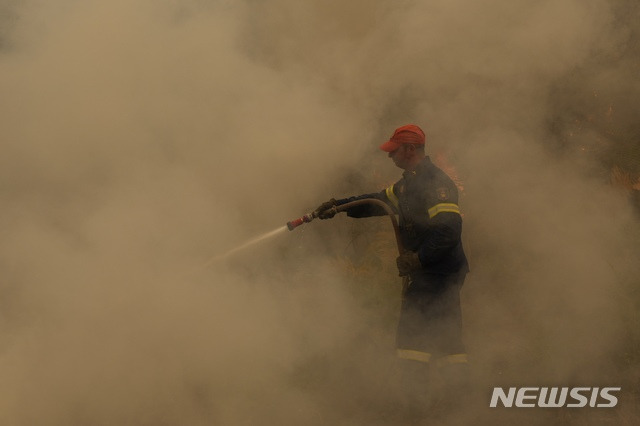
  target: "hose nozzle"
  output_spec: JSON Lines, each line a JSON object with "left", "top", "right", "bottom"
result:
{"left": 286, "top": 212, "right": 317, "bottom": 231}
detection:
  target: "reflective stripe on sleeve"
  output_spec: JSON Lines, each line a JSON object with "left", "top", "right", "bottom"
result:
{"left": 385, "top": 185, "right": 399, "bottom": 209}
{"left": 396, "top": 349, "right": 432, "bottom": 363}
{"left": 435, "top": 353, "right": 468, "bottom": 368}
{"left": 428, "top": 203, "right": 460, "bottom": 219}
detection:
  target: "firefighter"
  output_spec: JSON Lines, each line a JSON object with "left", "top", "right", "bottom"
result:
{"left": 315, "top": 124, "right": 469, "bottom": 404}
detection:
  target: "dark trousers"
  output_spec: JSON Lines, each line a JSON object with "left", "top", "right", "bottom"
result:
{"left": 396, "top": 271, "right": 467, "bottom": 358}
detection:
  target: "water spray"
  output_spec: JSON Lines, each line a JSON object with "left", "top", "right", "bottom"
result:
{"left": 203, "top": 225, "right": 288, "bottom": 267}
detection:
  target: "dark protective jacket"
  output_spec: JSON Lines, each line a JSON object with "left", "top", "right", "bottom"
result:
{"left": 336, "top": 157, "right": 469, "bottom": 275}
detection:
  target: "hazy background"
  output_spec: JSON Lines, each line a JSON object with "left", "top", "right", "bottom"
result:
{"left": 1, "top": 0, "right": 639, "bottom": 424}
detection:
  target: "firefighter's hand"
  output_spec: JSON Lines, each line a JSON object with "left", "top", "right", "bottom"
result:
{"left": 396, "top": 252, "right": 422, "bottom": 276}
{"left": 315, "top": 198, "right": 338, "bottom": 219}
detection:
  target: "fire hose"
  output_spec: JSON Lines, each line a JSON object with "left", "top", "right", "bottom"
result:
{"left": 287, "top": 199, "right": 410, "bottom": 293}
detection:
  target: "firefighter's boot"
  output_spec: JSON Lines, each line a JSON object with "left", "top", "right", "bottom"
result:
{"left": 396, "top": 359, "right": 434, "bottom": 421}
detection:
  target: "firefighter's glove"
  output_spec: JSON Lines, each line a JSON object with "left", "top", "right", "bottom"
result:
{"left": 396, "top": 252, "right": 422, "bottom": 276}
{"left": 315, "top": 198, "right": 338, "bottom": 220}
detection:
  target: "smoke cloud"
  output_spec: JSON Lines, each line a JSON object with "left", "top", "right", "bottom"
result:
{"left": 1, "top": 0, "right": 638, "bottom": 424}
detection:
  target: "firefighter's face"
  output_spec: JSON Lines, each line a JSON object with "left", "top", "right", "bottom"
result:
{"left": 388, "top": 144, "right": 413, "bottom": 169}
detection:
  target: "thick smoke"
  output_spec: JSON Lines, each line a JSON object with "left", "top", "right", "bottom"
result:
{"left": 1, "top": 0, "right": 638, "bottom": 425}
